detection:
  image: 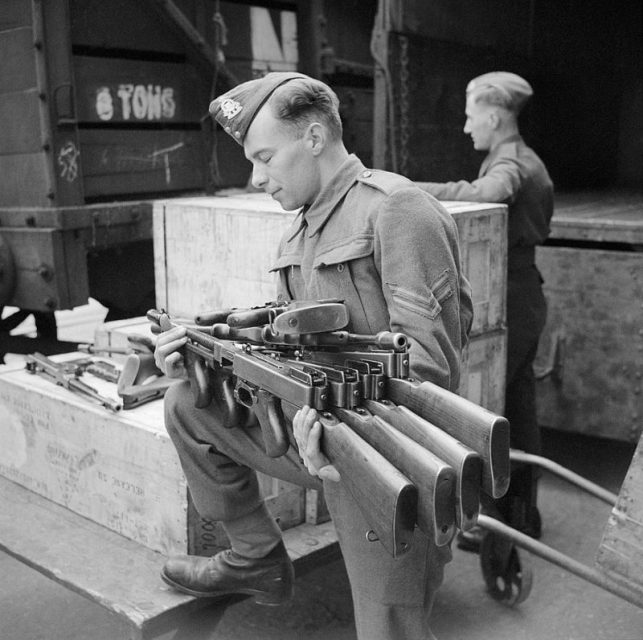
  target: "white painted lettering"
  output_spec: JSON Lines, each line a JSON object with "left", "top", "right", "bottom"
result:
{"left": 161, "top": 88, "right": 176, "bottom": 118}
{"left": 132, "top": 84, "right": 147, "bottom": 119}
{"left": 117, "top": 84, "right": 134, "bottom": 120}
{"left": 147, "top": 85, "right": 162, "bottom": 120}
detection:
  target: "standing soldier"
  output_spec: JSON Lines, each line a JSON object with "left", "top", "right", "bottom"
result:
{"left": 417, "top": 71, "right": 554, "bottom": 546}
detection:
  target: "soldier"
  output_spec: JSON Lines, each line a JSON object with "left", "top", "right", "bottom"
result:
{"left": 154, "top": 72, "right": 473, "bottom": 640}
{"left": 417, "top": 71, "right": 554, "bottom": 547}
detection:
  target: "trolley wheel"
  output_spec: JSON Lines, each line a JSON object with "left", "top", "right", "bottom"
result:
{"left": 480, "top": 531, "right": 533, "bottom": 606}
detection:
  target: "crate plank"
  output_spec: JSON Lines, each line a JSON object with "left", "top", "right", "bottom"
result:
{"left": 459, "top": 329, "right": 506, "bottom": 414}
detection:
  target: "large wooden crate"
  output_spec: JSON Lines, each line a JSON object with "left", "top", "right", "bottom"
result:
{"left": 535, "top": 192, "right": 643, "bottom": 442}
{"left": 0, "top": 353, "right": 305, "bottom": 556}
{"left": 154, "top": 194, "right": 507, "bottom": 335}
{"left": 154, "top": 194, "right": 507, "bottom": 409}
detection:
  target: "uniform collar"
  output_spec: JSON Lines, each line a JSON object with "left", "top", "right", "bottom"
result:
{"left": 302, "top": 154, "right": 365, "bottom": 237}
{"left": 480, "top": 134, "right": 523, "bottom": 175}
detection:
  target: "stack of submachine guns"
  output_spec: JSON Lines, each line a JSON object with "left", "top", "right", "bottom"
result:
{"left": 148, "top": 299, "right": 511, "bottom": 558}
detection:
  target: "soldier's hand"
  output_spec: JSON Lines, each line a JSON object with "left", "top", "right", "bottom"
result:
{"left": 154, "top": 325, "right": 188, "bottom": 379}
{"left": 293, "top": 406, "right": 340, "bottom": 482}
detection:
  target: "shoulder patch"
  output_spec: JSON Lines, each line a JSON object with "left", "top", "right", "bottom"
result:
{"left": 356, "top": 168, "right": 414, "bottom": 195}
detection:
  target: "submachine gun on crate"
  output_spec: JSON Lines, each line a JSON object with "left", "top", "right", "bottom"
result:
{"left": 148, "top": 300, "right": 510, "bottom": 559}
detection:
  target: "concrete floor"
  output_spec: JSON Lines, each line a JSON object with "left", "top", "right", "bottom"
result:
{"left": 1, "top": 304, "right": 642, "bottom": 639}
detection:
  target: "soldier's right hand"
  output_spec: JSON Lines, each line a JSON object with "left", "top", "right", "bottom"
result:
{"left": 154, "top": 325, "right": 189, "bottom": 379}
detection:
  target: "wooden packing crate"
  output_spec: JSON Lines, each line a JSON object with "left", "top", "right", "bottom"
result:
{"left": 460, "top": 329, "right": 506, "bottom": 414}
{"left": 153, "top": 194, "right": 507, "bottom": 338}
{"left": 534, "top": 192, "right": 643, "bottom": 443}
{"left": 0, "top": 353, "right": 306, "bottom": 556}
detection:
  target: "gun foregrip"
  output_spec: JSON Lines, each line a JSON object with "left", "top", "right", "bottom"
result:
{"left": 188, "top": 356, "right": 213, "bottom": 409}
{"left": 227, "top": 307, "right": 275, "bottom": 328}
{"left": 194, "top": 308, "right": 237, "bottom": 325}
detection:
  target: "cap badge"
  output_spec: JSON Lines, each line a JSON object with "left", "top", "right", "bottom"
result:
{"left": 221, "top": 98, "right": 242, "bottom": 120}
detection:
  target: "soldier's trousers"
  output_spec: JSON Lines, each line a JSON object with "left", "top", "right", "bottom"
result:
{"left": 497, "top": 263, "right": 547, "bottom": 524}
{"left": 164, "top": 379, "right": 452, "bottom": 640}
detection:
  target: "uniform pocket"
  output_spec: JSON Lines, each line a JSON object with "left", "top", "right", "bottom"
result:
{"left": 312, "top": 234, "right": 374, "bottom": 269}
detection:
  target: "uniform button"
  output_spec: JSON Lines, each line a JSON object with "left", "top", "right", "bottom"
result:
{"left": 225, "top": 126, "right": 231, "bottom": 132}
{"left": 235, "top": 131, "right": 241, "bottom": 138}
{"left": 337, "top": 263, "right": 345, "bottom": 272}
{"left": 362, "top": 170, "right": 372, "bottom": 178}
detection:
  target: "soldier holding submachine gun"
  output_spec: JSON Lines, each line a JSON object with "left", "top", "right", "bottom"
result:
{"left": 153, "top": 72, "right": 503, "bottom": 640}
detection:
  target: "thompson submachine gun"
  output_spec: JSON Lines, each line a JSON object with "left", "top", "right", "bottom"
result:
{"left": 148, "top": 300, "right": 510, "bottom": 558}
{"left": 25, "top": 352, "right": 122, "bottom": 412}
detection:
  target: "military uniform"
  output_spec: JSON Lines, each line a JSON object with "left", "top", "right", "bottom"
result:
{"left": 164, "top": 72, "right": 473, "bottom": 640}
{"left": 419, "top": 131, "right": 554, "bottom": 530}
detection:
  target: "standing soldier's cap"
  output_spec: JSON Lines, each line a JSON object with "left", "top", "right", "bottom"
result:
{"left": 466, "top": 71, "right": 533, "bottom": 113}
{"left": 209, "top": 72, "right": 307, "bottom": 145}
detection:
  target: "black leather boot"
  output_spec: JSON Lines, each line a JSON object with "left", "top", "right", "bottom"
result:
{"left": 161, "top": 541, "right": 294, "bottom": 605}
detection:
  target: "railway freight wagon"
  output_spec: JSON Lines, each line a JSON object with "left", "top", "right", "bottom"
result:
{"left": 0, "top": 0, "right": 352, "bottom": 357}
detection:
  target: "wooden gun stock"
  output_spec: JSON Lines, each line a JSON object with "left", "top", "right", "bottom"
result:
{"left": 365, "top": 399, "right": 482, "bottom": 531}
{"left": 387, "top": 378, "right": 510, "bottom": 499}
{"left": 317, "top": 412, "right": 417, "bottom": 558}
{"left": 335, "top": 407, "right": 456, "bottom": 546}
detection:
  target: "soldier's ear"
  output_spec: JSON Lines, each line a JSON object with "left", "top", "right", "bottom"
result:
{"left": 306, "top": 122, "right": 326, "bottom": 156}
{"left": 488, "top": 109, "right": 501, "bottom": 130}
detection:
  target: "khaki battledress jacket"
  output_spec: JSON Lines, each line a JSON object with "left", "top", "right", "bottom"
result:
{"left": 271, "top": 154, "right": 473, "bottom": 393}
{"left": 417, "top": 134, "right": 553, "bottom": 259}
{"left": 270, "top": 154, "right": 473, "bottom": 622}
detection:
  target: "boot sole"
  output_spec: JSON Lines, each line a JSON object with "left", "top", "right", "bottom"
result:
{"left": 160, "top": 569, "right": 292, "bottom": 606}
